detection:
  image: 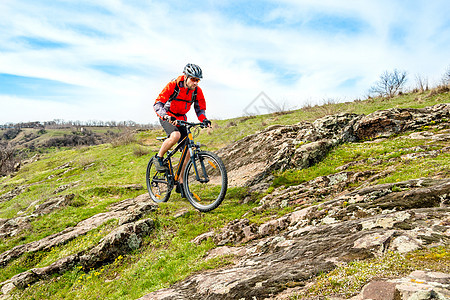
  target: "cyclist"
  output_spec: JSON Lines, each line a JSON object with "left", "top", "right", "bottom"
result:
{"left": 153, "top": 63, "right": 212, "bottom": 197}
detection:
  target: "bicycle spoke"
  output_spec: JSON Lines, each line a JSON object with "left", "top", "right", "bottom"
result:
{"left": 184, "top": 151, "right": 227, "bottom": 212}
{"left": 148, "top": 121, "right": 227, "bottom": 211}
{"left": 146, "top": 157, "right": 172, "bottom": 203}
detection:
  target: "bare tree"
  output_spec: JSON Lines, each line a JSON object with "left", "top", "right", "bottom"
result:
{"left": 273, "top": 100, "right": 296, "bottom": 115}
{"left": 443, "top": 66, "right": 450, "bottom": 86}
{"left": 415, "top": 74, "right": 429, "bottom": 92}
{"left": 369, "top": 69, "right": 408, "bottom": 98}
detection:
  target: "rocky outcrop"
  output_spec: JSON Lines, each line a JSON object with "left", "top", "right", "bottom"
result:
{"left": 353, "top": 104, "right": 449, "bottom": 140}
{"left": 259, "top": 177, "right": 450, "bottom": 219}
{"left": 212, "top": 178, "right": 450, "bottom": 249}
{"left": 254, "top": 139, "right": 450, "bottom": 212}
{"left": 0, "top": 194, "right": 157, "bottom": 267}
{"left": 0, "top": 188, "right": 157, "bottom": 297}
{"left": 12, "top": 154, "right": 40, "bottom": 173}
{"left": 0, "top": 216, "right": 31, "bottom": 240}
{"left": 254, "top": 170, "right": 376, "bottom": 212}
{"left": 278, "top": 271, "right": 450, "bottom": 300}
{"left": 33, "top": 193, "right": 76, "bottom": 215}
{"left": 1, "top": 254, "right": 80, "bottom": 295}
{"left": 79, "top": 218, "right": 155, "bottom": 270}
{"left": 138, "top": 104, "right": 450, "bottom": 299}
{"left": 0, "top": 185, "right": 30, "bottom": 203}
{"left": 0, "top": 218, "right": 155, "bottom": 295}
{"left": 141, "top": 178, "right": 449, "bottom": 299}
{"left": 0, "top": 194, "right": 76, "bottom": 239}
{"left": 142, "top": 205, "right": 449, "bottom": 299}
{"left": 218, "top": 103, "right": 450, "bottom": 188}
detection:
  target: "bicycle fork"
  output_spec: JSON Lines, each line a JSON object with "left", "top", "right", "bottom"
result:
{"left": 190, "top": 150, "right": 210, "bottom": 183}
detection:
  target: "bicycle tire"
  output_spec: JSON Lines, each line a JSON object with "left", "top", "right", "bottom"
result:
{"left": 146, "top": 157, "right": 172, "bottom": 203}
{"left": 183, "top": 151, "right": 227, "bottom": 212}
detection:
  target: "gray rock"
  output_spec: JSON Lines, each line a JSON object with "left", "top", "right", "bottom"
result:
{"left": 352, "top": 270, "right": 450, "bottom": 300}
{"left": 0, "top": 218, "right": 155, "bottom": 295}
{"left": 79, "top": 218, "right": 155, "bottom": 270}
{"left": 33, "top": 194, "right": 75, "bottom": 215}
{"left": 191, "top": 231, "right": 215, "bottom": 245}
{"left": 0, "top": 194, "right": 157, "bottom": 267}
{"left": 217, "top": 103, "right": 450, "bottom": 189}
{"left": 351, "top": 281, "right": 400, "bottom": 300}
{"left": 214, "top": 219, "right": 259, "bottom": 246}
{"left": 0, "top": 185, "right": 30, "bottom": 203}
{"left": 139, "top": 176, "right": 450, "bottom": 299}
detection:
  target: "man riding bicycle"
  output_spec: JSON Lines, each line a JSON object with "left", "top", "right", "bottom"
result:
{"left": 153, "top": 63, "right": 211, "bottom": 198}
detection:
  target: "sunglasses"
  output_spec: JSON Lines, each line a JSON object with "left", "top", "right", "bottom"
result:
{"left": 189, "top": 77, "right": 200, "bottom": 83}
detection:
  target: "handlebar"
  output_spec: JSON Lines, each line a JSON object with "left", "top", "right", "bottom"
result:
{"left": 176, "top": 120, "right": 206, "bottom": 128}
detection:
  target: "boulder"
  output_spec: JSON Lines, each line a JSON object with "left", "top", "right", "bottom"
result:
{"left": 351, "top": 271, "right": 450, "bottom": 300}
{"left": 79, "top": 218, "right": 155, "bottom": 270}
{"left": 351, "top": 281, "right": 400, "bottom": 300}
{"left": 0, "top": 216, "right": 31, "bottom": 239}
{"left": 33, "top": 194, "right": 75, "bottom": 215}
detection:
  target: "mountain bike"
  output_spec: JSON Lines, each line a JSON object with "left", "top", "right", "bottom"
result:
{"left": 146, "top": 120, "right": 228, "bottom": 212}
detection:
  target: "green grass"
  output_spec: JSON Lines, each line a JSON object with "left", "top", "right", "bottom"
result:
{"left": 0, "top": 143, "right": 152, "bottom": 254}
{"left": 0, "top": 202, "right": 115, "bottom": 254}
{"left": 0, "top": 220, "right": 118, "bottom": 283}
{"left": 0, "top": 89, "right": 449, "bottom": 299}
{"left": 273, "top": 130, "right": 449, "bottom": 188}
{"left": 11, "top": 193, "right": 257, "bottom": 300}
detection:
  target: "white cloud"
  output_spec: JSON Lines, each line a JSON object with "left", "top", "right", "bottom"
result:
{"left": 0, "top": 0, "right": 449, "bottom": 124}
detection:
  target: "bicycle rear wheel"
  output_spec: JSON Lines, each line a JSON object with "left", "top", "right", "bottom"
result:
{"left": 146, "top": 157, "right": 172, "bottom": 203}
{"left": 183, "top": 151, "right": 227, "bottom": 212}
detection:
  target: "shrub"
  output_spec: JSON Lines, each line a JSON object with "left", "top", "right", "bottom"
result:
{"left": 0, "top": 145, "right": 18, "bottom": 175}
{"left": 133, "top": 146, "right": 150, "bottom": 157}
{"left": 43, "top": 131, "right": 104, "bottom": 148}
{"left": 1, "top": 128, "right": 21, "bottom": 140}
{"left": 110, "top": 130, "right": 136, "bottom": 147}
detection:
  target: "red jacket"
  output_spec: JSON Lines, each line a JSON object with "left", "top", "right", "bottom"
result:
{"left": 154, "top": 75, "right": 207, "bottom": 122}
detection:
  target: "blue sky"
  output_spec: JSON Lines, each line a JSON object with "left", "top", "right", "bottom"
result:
{"left": 0, "top": 0, "right": 449, "bottom": 124}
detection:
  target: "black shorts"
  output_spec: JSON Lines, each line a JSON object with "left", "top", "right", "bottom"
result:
{"left": 159, "top": 118, "right": 188, "bottom": 146}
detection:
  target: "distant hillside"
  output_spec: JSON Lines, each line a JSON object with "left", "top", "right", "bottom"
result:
{"left": 0, "top": 87, "right": 449, "bottom": 299}
{"left": 0, "top": 125, "right": 150, "bottom": 176}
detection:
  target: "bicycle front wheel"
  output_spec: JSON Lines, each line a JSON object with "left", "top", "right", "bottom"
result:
{"left": 183, "top": 151, "right": 227, "bottom": 212}
{"left": 146, "top": 157, "right": 172, "bottom": 203}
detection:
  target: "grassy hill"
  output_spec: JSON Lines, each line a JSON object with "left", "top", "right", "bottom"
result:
{"left": 0, "top": 87, "right": 449, "bottom": 299}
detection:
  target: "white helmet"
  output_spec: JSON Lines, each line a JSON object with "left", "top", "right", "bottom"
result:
{"left": 183, "top": 63, "right": 203, "bottom": 79}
